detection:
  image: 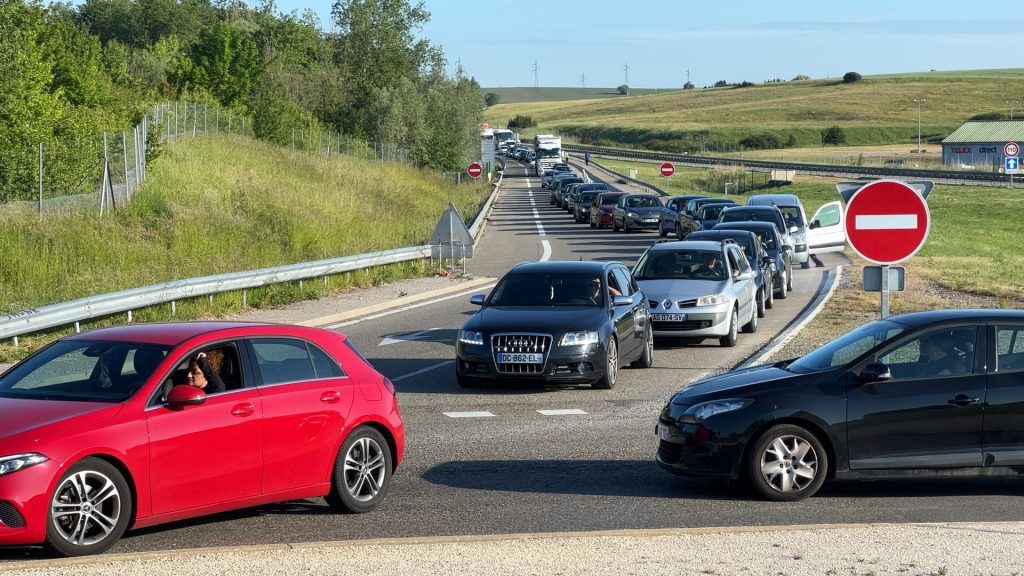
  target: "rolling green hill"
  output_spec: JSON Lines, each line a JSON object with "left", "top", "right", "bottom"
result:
{"left": 481, "top": 87, "right": 670, "bottom": 104}
{"left": 483, "top": 69, "right": 1024, "bottom": 150}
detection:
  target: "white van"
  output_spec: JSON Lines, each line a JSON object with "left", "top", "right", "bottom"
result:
{"left": 747, "top": 194, "right": 845, "bottom": 268}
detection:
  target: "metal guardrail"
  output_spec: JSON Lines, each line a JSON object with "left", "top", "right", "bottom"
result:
{"left": 582, "top": 158, "right": 669, "bottom": 197}
{"left": 1, "top": 169, "right": 504, "bottom": 343}
{"left": 564, "top": 143, "right": 1022, "bottom": 188}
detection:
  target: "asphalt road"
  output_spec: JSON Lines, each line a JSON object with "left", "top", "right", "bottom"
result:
{"left": 4, "top": 160, "right": 1022, "bottom": 562}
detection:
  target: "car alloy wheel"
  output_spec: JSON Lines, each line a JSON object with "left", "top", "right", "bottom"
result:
{"left": 623, "top": 218, "right": 631, "bottom": 233}
{"left": 326, "top": 426, "right": 393, "bottom": 514}
{"left": 756, "top": 288, "right": 766, "bottom": 318}
{"left": 787, "top": 268, "right": 794, "bottom": 292}
{"left": 631, "top": 324, "right": 654, "bottom": 368}
{"left": 743, "top": 300, "right": 758, "bottom": 333}
{"left": 776, "top": 271, "right": 788, "bottom": 299}
{"left": 720, "top": 308, "right": 738, "bottom": 347}
{"left": 748, "top": 424, "right": 828, "bottom": 502}
{"left": 765, "top": 278, "right": 775, "bottom": 309}
{"left": 593, "top": 338, "right": 617, "bottom": 389}
{"left": 47, "top": 458, "right": 132, "bottom": 557}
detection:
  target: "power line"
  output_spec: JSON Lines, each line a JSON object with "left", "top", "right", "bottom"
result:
{"left": 532, "top": 61, "right": 539, "bottom": 89}
{"left": 623, "top": 63, "right": 629, "bottom": 87}
{"left": 580, "top": 73, "right": 586, "bottom": 88}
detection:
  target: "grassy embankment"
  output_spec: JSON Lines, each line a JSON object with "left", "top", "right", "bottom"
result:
{"left": 0, "top": 134, "right": 490, "bottom": 361}
{"left": 596, "top": 157, "right": 1024, "bottom": 300}
{"left": 486, "top": 69, "right": 1024, "bottom": 151}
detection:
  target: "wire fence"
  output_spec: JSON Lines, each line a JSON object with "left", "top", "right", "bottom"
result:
{"left": 1, "top": 101, "right": 414, "bottom": 215}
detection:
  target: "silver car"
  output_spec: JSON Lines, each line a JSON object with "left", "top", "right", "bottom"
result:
{"left": 632, "top": 240, "right": 758, "bottom": 347}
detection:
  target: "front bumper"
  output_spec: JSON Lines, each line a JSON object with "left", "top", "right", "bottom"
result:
{"left": 0, "top": 460, "right": 62, "bottom": 546}
{"left": 456, "top": 341, "right": 608, "bottom": 385}
{"left": 655, "top": 419, "right": 739, "bottom": 479}
{"left": 649, "top": 303, "right": 731, "bottom": 337}
{"left": 627, "top": 217, "right": 660, "bottom": 230}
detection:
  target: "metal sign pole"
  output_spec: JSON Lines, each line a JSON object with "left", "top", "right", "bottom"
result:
{"left": 880, "top": 264, "right": 890, "bottom": 319}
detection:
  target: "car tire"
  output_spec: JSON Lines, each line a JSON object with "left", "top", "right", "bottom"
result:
{"left": 801, "top": 261, "right": 810, "bottom": 269}
{"left": 590, "top": 221, "right": 597, "bottom": 228}
{"left": 746, "top": 424, "right": 828, "bottom": 502}
{"left": 776, "top": 272, "right": 788, "bottom": 299}
{"left": 719, "top": 308, "right": 738, "bottom": 347}
{"left": 659, "top": 225, "right": 668, "bottom": 238}
{"left": 630, "top": 325, "right": 654, "bottom": 368}
{"left": 756, "top": 288, "right": 766, "bottom": 318}
{"left": 613, "top": 219, "right": 620, "bottom": 232}
{"left": 787, "top": 268, "right": 794, "bottom": 292}
{"left": 765, "top": 279, "right": 775, "bottom": 309}
{"left": 46, "top": 457, "right": 132, "bottom": 557}
{"left": 326, "top": 426, "right": 393, "bottom": 514}
{"left": 593, "top": 338, "right": 618, "bottom": 389}
{"left": 456, "top": 370, "right": 479, "bottom": 388}
{"left": 623, "top": 219, "right": 630, "bottom": 233}
{"left": 743, "top": 300, "right": 759, "bottom": 333}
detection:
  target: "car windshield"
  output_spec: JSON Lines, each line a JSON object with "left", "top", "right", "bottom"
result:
{"left": 601, "top": 195, "right": 623, "bottom": 205}
{"left": 786, "top": 319, "right": 907, "bottom": 373}
{"left": 538, "top": 148, "right": 561, "bottom": 158}
{"left": 749, "top": 229, "right": 777, "bottom": 250}
{"left": 628, "top": 196, "right": 660, "bottom": 208}
{"left": 488, "top": 272, "right": 605, "bottom": 307}
{"left": 579, "top": 192, "right": 598, "bottom": 203}
{"left": 721, "top": 210, "right": 783, "bottom": 232}
{"left": 0, "top": 340, "right": 172, "bottom": 402}
{"left": 778, "top": 206, "right": 804, "bottom": 226}
{"left": 634, "top": 250, "right": 725, "bottom": 281}
{"left": 701, "top": 205, "right": 729, "bottom": 220}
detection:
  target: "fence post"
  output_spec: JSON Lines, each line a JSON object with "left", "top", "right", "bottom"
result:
{"left": 204, "top": 104, "right": 208, "bottom": 133}
{"left": 216, "top": 109, "right": 220, "bottom": 132}
{"left": 122, "top": 131, "right": 130, "bottom": 201}
{"left": 38, "top": 143, "right": 43, "bottom": 215}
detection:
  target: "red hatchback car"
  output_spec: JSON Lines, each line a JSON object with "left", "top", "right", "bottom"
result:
{"left": 0, "top": 322, "right": 405, "bottom": 556}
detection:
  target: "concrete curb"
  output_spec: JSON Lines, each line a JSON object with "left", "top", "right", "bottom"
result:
{"left": 738, "top": 265, "right": 844, "bottom": 368}
{"left": 296, "top": 275, "right": 498, "bottom": 328}
{"left": 0, "top": 521, "right": 945, "bottom": 571}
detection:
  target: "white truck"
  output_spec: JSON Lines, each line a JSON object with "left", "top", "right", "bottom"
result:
{"left": 533, "top": 134, "right": 562, "bottom": 176}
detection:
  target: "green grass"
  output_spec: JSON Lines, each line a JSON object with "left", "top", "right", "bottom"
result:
{"left": 484, "top": 70, "right": 1024, "bottom": 149}
{"left": 482, "top": 87, "right": 669, "bottom": 104}
{"left": 595, "top": 157, "right": 1024, "bottom": 301}
{"left": 0, "top": 133, "right": 490, "bottom": 360}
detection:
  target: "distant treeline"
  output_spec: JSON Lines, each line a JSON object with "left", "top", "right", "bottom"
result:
{"left": 0, "top": 0, "right": 483, "bottom": 201}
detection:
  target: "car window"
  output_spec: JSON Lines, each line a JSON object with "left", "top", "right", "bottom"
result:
{"left": 778, "top": 206, "right": 804, "bottom": 226}
{"left": 251, "top": 338, "right": 320, "bottom": 385}
{"left": 728, "top": 246, "right": 750, "bottom": 273}
{"left": 0, "top": 340, "right": 171, "bottom": 402}
{"left": 815, "top": 204, "right": 841, "bottom": 227}
{"left": 634, "top": 250, "right": 726, "bottom": 281}
{"left": 876, "top": 327, "right": 976, "bottom": 379}
{"left": 996, "top": 326, "right": 1024, "bottom": 371}
{"left": 787, "top": 320, "right": 907, "bottom": 373}
{"left": 489, "top": 272, "right": 606, "bottom": 307}
{"left": 610, "top": 267, "right": 634, "bottom": 296}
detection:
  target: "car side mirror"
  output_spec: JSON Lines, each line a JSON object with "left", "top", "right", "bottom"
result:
{"left": 789, "top": 225, "right": 798, "bottom": 234}
{"left": 762, "top": 255, "right": 774, "bottom": 265}
{"left": 858, "top": 362, "right": 892, "bottom": 383}
{"left": 612, "top": 295, "right": 632, "bottom": 307}
{"left": 470, "top": 294, "right": 486, "bottom": 305}
{"left": 167, "top": 384, "right": 206, "bottom": 410}
{"left": 809, "top": 220, "right": 820, "bottom": 230}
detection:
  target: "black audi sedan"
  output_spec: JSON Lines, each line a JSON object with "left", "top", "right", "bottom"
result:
{"left": 656, "top": 309, "right": 1024, "bottom": 501}
{"left": 456, "top": 261, "right": 653, "bottom": 389}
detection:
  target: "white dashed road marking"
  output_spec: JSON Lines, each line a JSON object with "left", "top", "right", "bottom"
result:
{"left": 443, "top": 411, "right": 496, "bottom": 418}
{"left": 537, "top": 409, "right": 589, "bottom": 416}
{"left": 392, "top": 360, "right": 453, "bottom": 382}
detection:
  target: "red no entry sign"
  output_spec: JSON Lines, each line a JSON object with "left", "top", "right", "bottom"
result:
{"left": 467, "top": 162, "right": 483, "bottom": 179}
{"left": 660, "top": 162, "right": 675, "bottom": 177}
{"left": 845, "top": 179, "right": 930, "bottom": 265}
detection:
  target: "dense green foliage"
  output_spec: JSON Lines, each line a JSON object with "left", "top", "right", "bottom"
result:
{"left": 821, "top": 125, "right": 847, "bottom": 146}
{"left": 843, "top": 71, "right": 862, "bottom": 83}
{"left": 507, "top": 114, "right": 536, "bottom": 130}
{"left": 0, "top": 0, "right": 484, "bottom": 201}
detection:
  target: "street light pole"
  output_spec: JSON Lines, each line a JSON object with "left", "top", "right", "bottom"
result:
{"left": 1008, "top": 99, "right": 1020, "bottom": 121}
{"left": 913, "top": 98, "right": 927, "bottom": 154}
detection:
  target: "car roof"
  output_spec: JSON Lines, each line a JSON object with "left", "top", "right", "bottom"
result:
{"left": 748, "top": 194, "right": 801, "bottom": 206}
{"left": 669, "top": 194, "right": 708, "bottom": 201}
{"left": 722, "top": 205, "right": 781, "bottom": 214}
{"left": 509, "top": 260, "right": 622, "bottom": 274}
{"left": 689, "top": 229, "right": 758, "bottom": 241}
{"left": 646, "top": 240, "right": 726, "bottom": 252}
{"left": 64, "top": 321, "right": 287, "bottom": 346}
{"left": 714, "top": 221, "right": 778, "bottom": 233}
{"left": 623, "top": 193, "right": 659, "bottom": 199}
{"left": 889, "top": 308, "right": 1024, "bottom": 328}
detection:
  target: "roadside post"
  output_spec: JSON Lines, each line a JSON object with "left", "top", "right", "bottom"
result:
{"left": 1005, "top": 142, "right": 1019, "bottom": 188}
{"left": 838, "top": 179, "right": 932, "bottom": 318}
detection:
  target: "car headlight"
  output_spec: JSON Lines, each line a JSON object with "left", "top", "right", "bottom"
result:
{"left": 0, "top": 453, "right": 49, "bottom": 476}
{"left": 696, "top": 295, "right": 728, "bottom": 306}
{"left": 458, "top": 330, "right": 484, "bottom": 346}
{"left": 627, "top": 211, "right": 638, "bottom": 218}
{"left": 560, "top": 331, "right": 600, "bottom": 346}
{"left": 679, "top": 399, "right": 753, "bottom": 424}
{"left": 793, "top": 231, "right": 807, "bottom": 245}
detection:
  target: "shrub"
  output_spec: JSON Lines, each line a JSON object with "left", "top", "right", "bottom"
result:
{"left": 792, "top": 74, "right": 810, "bottom": 81}
{"left": 507, "top": 115, "right": 535, "bottom": 130}
{"left": 739, "top": 133, "right": 782, "bottom": 150}
{"left": 484, "top": 92, "right": 500, "bottom": 106}
{"left": 617, "top": 84, "right": 629, "bottom": 95}
{"left": 842, "top": 71, "right": 862, "bottom": 83}
{"left": 821, "top": 125, "right": 846, "bottom": 146}
{"left": 683, "top": 81, "right": 695, "bottom": 90}
{"left": 713, "top": 80, "right": 729, "bottom": 88}
{"left": 736, "top": 81, "right": 755, "bottom": 88}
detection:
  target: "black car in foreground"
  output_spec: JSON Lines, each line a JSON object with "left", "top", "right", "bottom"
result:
{"left": 657, "top": 309, "right": 1024, "bottom": 501}
{"left": 457, "top": 261, "right": 653, "bottom": 389}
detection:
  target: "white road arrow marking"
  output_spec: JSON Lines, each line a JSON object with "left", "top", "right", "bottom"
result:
{"left": 855, "top": 214, "right": 918, "bottom": 230}
{"left": 379, "top": 327, "right": 444, "bottom": 346}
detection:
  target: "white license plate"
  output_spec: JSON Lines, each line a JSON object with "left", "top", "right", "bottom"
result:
{"left": 652, "top": 313, "right": 687, "bottom": 322}
{"left": 497, "top": 353, "right": 544, "bottom": 364}
{"left": 658, "top": 424, "right": 672, "bottom": 441}
{"left": 644, "top": 218, "right": 658, "bottom": 223}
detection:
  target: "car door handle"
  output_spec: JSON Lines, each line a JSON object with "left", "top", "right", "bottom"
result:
{"left": 320, "top": 391, "right": 342, "bottom": 404}
{"left": 231, "top": 403, "right": 256, "bottom": 417}
{"left": 947, "top": 394, "right": 981, "bottom": 407}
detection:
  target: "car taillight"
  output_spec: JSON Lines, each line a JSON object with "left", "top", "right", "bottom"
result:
{"left": 383, "top": 377, "right": 396, "bottom": 396}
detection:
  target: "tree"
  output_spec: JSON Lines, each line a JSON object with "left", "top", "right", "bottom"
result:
{"left": 683, "top": 81, "right": 695, "bottom": 90}
{"left": 483, "top": 92, "right": 500, "bottom": 106}
{"left": 821, "top": 126, "right": 846, "bottom": 146}
{"left": 507, "top": 115, "right": 535, "bottom": 130}
{"left": 842, "top": 71, "right": 862, "bottom": 83}
{"left": 713, "top": 80, "right": 729, "bottom": 88}
{"left": 616, "top": 84, "right": 629, "bottom": 95}
{"left": 792, "top": 74, "right": 810, "bottom": 81}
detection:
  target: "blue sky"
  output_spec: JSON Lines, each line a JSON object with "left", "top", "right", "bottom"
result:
{"left": 272, "top": 1, "right": 1024, "bottom": 88}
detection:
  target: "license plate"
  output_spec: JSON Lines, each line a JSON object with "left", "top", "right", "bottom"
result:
{"left": 658, "top": 424, "right": 673, "bottom": 441}
{"left": 644, "top": 218, "right": 658, "bottom": 223}
{"left": 652, "top": 313, "right": 687, "bottom": 322}
{"left": 497, "top": 353, "right": 544, "bottom": 364}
